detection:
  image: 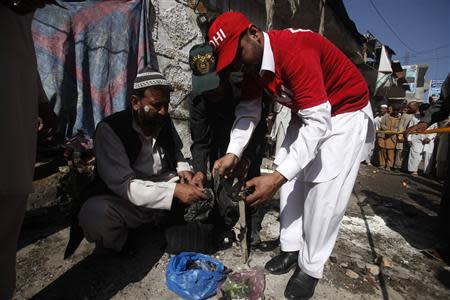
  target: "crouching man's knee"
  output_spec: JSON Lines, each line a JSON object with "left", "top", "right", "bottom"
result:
{"left": 78, "top": 196, "right": 128, "bottom": 251}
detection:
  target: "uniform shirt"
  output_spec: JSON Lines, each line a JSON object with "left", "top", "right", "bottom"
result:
{"left": 189, "top": 84, "right": 267, "bottom": 175}
{"left": 94, "top": 120, "right": 192, "bottom": 210}
{"left": 379, "top": 114, "right": 400, "bottom": 149}
{"left": 227, "top": 29, "right": 370, "bottom": 181}
{"left": 189, "top": 90, "right": 236, "bottom": 175}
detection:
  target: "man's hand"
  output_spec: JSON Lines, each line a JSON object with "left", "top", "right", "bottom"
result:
{"left": 191, "top": 171, "right": 206, "bottom": 188}
{"left": 174, "top": 183, "right": 207, "bottom": 205}
{"left": 37, "top": 117, "right": 44, "bottom": 131}
{"left": 178, "top": 171, "right": 193, "bottom": 184}
{"left": 213, "top": 153, "right": 239, "bottom": 178}
{"left": 231, "top": 158, "right": 251, "bottom": 179}
{"left": 405, "top": 122, "right": 428, "bottom": 137}
{"left": 243, "top": 171, "right": 287, "bottom": 208}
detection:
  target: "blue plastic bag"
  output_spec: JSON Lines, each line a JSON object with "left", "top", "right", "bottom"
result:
{"left": 166, "top": 252, "right": 225, "bottom": 300}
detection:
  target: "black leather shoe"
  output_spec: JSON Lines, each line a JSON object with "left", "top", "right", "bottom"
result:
{"left": 265, "top": 251, "right": 299, "bottom": 275}
{"left": 284, "top": 267, "right": 319, "bottom": 300}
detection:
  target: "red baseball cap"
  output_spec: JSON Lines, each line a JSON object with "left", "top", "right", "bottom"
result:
{"left": 208, "top": 12, "right": 251, "bottom": 73}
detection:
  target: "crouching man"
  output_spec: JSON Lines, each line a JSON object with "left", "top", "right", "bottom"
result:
{"left": 78, "top": 67, "right": 206, "bottom": 252}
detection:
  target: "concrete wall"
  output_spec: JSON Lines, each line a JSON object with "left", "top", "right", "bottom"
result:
{"left": 149, "top": 0, "right": 204, "bottom": 157}
{"left": 149, "top": 0, "right": 267, "bottom": 157}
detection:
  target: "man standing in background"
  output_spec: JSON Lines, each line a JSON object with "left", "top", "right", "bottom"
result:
{"left": 406, "top": 99, "right": 423, "bottom": 176}
{"left": 407, "top": 104, "right": 437, "bottom": 176}
{"left": 376, "top": 104, "right": 389, "bottom": 168}
{"left": 395, "top": 105, "right": 413, "bottom": 171}
{"left": 379, "top": 105, "right": 400, "bottom": 170}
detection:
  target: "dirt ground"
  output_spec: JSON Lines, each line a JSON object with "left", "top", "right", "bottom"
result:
{"left": 14, "top": 163, "right": 450, "bottom": 299}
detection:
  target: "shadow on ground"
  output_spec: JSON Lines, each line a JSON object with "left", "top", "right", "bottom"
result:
{"left": 355, "top": 167, "right": 443, "bottom": 250}
{"left": 31, "top": 226, "right": 165, "bottom": 300}
{"left": 360, "top": 189, "right": 439, "bottom": 250}
{"left": 386, "top": 171, "right": 443, "bottom": 192}
{"left": 436, "top": 268, "right": 450, "bottom": 290}
{"left": 18, "top": 205, "right": 70, "bottom": 251}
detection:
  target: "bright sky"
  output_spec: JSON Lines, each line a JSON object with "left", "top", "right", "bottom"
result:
{"left": 345, "top": 0, "right": 449, "bottom": 80}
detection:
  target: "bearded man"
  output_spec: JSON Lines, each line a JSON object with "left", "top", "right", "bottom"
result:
{"left": 77, "top": 67, "right": 206, "bottom": 252}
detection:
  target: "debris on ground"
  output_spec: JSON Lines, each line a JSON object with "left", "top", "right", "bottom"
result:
{"left": 345, "top": 269, "right": 360, "bottom": 279}
{"left": 15, "top": 164, "right": 450, "bottom": 299}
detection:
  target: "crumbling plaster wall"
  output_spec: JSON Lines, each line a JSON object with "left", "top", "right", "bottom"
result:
{"left": 149, "top": 0, "right": 204, "bottom": 157}
{"left": 149, "top": 0, "right": 266, "bottom": 157}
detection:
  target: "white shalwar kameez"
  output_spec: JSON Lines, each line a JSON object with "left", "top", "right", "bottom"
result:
{"left": 408, "top": 119, "right": 437, "bottom": 173}
{"left": 225, "top": 35, "right": 374, "bottom": 278}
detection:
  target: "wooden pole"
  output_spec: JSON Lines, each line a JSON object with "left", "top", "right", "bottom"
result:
{"left": 238, "top": 199, "right": 248, "bottom": 264}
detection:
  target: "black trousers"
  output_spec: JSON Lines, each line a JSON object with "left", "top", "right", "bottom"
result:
{"left": 0, "top": 195, "right": 28, "bottom": 300}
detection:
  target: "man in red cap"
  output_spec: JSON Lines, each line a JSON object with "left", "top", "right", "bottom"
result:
{"left": 209, "top": 12, "right": 374, "bottom": 300}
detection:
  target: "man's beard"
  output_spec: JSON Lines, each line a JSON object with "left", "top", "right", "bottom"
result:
{"left": 135, "top": 107, "right": 166, "bottom": 133}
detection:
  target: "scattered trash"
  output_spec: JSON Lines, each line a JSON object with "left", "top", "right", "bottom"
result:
{"left": 58, "top": 166, "right": 70, "bottom": 174}
{"left": 220, "top": 280, "right": 251, "bottom": 299}
{"left": 218, "top": 268, "right": 265, "bottom": 300}
{"left": 340, "top": 262, "right": 349, "bottom": 268}
{"left": 329, "top": 254, "right": 338, "bottom": 263}
{"left": 365, "top": 263, "right": 380, "bottom": 276}
{"left": 378, "top": 256, "right": 393, "bottom": 268}
{"left": 355, "top": 260, "right": 365, "bottom": 270}
{"left": 348, "top": 253, "right": 363, "bottom": 260}
{"left": 345, "top": 269, "right": 359, "bottom": 279}
{"left": 401, "top": 179, "right": 409, "bottom": 188}
{"left": 166, "top": 252, "right": 225, "bottom": 300}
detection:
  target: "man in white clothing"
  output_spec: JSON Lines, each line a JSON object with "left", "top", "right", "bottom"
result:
{"left": 407, "top": 103, "right": 437, "bottom": 175}
{"left": 207, "top": 12, "right": 374, "bottom": 299}
{"left": 406, "top": 100, "right": 424, "bottom": 176}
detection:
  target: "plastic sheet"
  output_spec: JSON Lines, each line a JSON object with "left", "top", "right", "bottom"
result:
{"left": 166, "top": 252, "right": 225, "bottom": 300}
{"left": 218, "top": 268, "right": 265, "bottom": 300}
